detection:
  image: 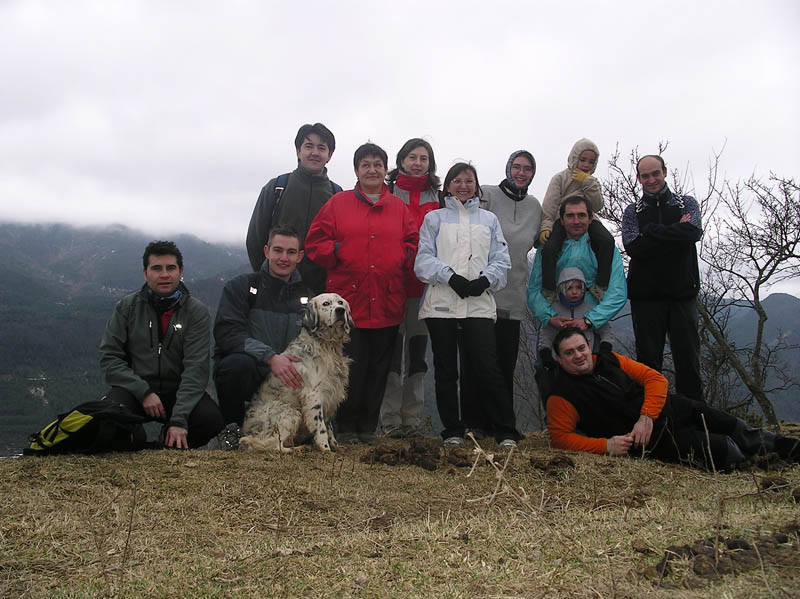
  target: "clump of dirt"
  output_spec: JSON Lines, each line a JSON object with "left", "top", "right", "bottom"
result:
{"left": 361, "top": 438, "right": 472, "bottom": 471}
{"left": 759, "top": 475, "right": 789, "bottom": 492}
{"left": 643, "top": 521, "right": 800, "bottom": 589}
{"left": 530, "top": 453, "right": 575, "bottom": 476}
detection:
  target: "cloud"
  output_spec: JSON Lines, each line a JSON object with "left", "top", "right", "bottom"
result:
{"left": 1, "top": 0, "right": 798, "bottom": 249}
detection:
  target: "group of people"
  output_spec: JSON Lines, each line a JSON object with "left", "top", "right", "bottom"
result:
{"left": 97, "top": 122, "right": 799, "bottom": 470}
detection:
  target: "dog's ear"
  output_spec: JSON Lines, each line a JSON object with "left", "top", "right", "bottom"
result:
{"left": 342, "top": 299, "right": 355, "bottom": 333}
{"left": 301, "top": 302, "right": 319, "bottom": 332}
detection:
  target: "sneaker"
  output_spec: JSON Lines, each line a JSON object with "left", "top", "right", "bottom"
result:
{"left": 217, "top": 423, "right": 242, "bottom": 451}
{"left": 443, "top": 436, "right": 464, "bottom": 448}
{"left": 402, "top": 424, "right": 425, "bottom": 438}
{"left": 382, "top": 425, "right": 404, "bottom": 439}
{"left": 498, "top": 439, "right": 518, "bottom": 451}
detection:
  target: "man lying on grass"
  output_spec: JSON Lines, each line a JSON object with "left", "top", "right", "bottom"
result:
{"left": 546, "top": 327, "right": 800, "bottom": 470}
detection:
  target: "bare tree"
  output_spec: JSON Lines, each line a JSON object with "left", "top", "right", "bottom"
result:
{"left": 698, "top": 172, "right": 800, "bottom": 427}
{"left": 513, "top": 315, "right": 547, "bottom": 431}
{"left": 600, "top": 145, "right": 800, "bottom": 428}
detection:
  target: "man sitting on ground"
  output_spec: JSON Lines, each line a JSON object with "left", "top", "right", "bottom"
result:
{"left": 214, "top": 225, "right": 311, "bottom": 449}
{"left": 100, "top": 241, "right": 224, "bottom": 449}
{"left": 546, "top": 327, "right": 799, "bottom": 470}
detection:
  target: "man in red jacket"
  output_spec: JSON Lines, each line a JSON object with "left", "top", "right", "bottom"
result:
{"left": 305, "top": 143, "right": 419, "bottom": 444}
{"left": 547, "top": 327, "right": 799, "bottom": 470}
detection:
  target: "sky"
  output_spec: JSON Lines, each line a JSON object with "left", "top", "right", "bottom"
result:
{"left": 1, "top": 1, "right": 798, "bottom": 290}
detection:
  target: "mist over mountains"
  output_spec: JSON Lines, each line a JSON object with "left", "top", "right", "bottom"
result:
{"left": 1, "top": 222, "right": 798, "bottom": 456}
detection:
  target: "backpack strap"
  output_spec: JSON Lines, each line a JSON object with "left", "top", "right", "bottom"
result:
{"left": 268, "top": 173, "right": 291, "bottom": 235}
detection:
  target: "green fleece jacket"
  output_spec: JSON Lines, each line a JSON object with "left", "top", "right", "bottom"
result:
{"left": 99, "top": 282, "right": 211, "bottom": 429}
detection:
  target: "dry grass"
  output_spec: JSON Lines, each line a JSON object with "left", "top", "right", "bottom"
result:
{"left": 1, "top": 433, "right": 798, "bottom": 598}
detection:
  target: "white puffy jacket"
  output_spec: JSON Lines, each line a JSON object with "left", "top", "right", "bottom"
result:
{"left": 414, "top": 196, "right": 510, "bottom": 320}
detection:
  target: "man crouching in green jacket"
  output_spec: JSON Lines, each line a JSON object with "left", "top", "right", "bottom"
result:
{"left": 99, "top": 241, "right": 224, "bottom": 448}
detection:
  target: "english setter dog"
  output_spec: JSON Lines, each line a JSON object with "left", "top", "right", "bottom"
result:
{"left": 240, "top": 293, "right": 353, "bottom": 452}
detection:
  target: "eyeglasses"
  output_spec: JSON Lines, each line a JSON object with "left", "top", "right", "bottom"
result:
{"left": 510, "top": 165, "right": 533, "bottom": 174}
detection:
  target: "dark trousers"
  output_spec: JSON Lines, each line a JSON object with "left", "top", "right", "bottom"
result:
{"left": 460, "top": 317, "right": 521, "bottom": 416}
{"left": 427, "top": 318, "right": 521, "bottom": 442}
{"left": 107, "top": 386, "right": 224, "bottom": 448}
{"left": 649, "top": 394, "right": 755, "bottom": 469}
{"left": 214, "top": 353, "right": 267, "bottom": 425}
{"left": 336, "top": 326, "right": 398, "bottom": 435}
{"left": 631, "top": 298, "right": 703, "bottom": 401}
{"left": 542, "top": 219, "right": 615, "bottom": 291}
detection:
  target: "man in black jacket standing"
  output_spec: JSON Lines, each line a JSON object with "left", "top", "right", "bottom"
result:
{"left": 246, "top": 123, "right": 341, "bottom": 296}
{"left": 622, "top": 155, "right": 703, "bottom": 401}
{"left": 215, "top": 225, "right": 311, "bottom": 448}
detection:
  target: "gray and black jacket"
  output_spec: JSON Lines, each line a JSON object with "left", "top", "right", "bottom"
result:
{"left": 213, "top": 263, "right": 311, "bottom": 376}
{"left": 99, "top": 282, "right": 210, "bottom": 430}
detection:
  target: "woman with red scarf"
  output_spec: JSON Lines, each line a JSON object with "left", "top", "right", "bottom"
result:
{"left": 379, "top": 139, "right": 441, "bottom": 439}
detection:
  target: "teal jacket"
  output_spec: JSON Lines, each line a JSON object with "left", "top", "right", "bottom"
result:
{"left": 99, "top": 283, "right": 211, "bottom": 429}
{"left": 527, "top": 232, "right": 627, "bottom": 329}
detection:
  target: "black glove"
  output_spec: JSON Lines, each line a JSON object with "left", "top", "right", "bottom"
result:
{"left": 448, "top": 274, "right": 470, "bottom": 299}
{"left": 467, "top": 276, "right": 490, "bottom": 297}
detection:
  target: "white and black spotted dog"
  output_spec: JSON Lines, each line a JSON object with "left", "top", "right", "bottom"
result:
{"left": 240, "top": 293, "right": 353, "bottom": 453}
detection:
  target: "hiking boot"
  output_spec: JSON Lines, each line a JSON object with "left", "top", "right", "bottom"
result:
{"left": 382, "top": 425, "right": 404, "bottom": 439}
{"left": 443, "top": 436, "right": 464, "bottom": 448}
{"left": 402, "top": 424, "right": 425, "bottom": 438}
{"left": 217, "top": 423, "right": 242, "bottom": 451}
{"left": 498, "top": 439, "right": 518, "bottom": 451}
{"left": 775, "top": 435, "right": 800, "bottom": 462}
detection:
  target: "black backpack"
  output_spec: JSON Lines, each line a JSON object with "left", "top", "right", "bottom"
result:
{"left": 24, "top": 398, "right": 147, "bottom": 456}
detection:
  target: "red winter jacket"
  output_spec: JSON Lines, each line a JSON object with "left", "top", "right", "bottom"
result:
{"left": 305, "top": 184, "right": 419, "bottom": 328}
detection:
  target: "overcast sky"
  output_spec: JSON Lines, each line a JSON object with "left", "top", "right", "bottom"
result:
{"left": 1, "top": 2, "right": 798, "bottom": 264}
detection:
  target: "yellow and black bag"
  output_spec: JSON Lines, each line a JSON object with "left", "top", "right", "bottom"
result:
{"left": 24, "top": 398, "right": 146, "bottom": 456}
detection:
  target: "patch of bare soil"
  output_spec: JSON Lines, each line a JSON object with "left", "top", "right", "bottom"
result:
{"left": 529, "top": 453, "right": 575, "bottom": 477}
{"left": 643, "top": 521, "right": 800, "bottom": 589}
{"left": 360, "top": 438, "right": 496, "bottom": 471}
{"left": 361, "top": 438, "right": 445, "bottom": 470}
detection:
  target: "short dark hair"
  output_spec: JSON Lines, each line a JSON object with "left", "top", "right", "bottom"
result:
{"left": 353, "top": 142, "right": 388, "bottom": 170}
{"left": 143, "top": 241, "right": 183, "bottom": 270}
{"left": 387, "top": 138, "right": 441, "bottom": 190}
{"left": 267, "top": 224, "right": 301, "bottom": 247}
{"left": 552, "top": 326, "right": 590, "bottom": 356}
{"left": 559, "top": 194, "right": 593, "bottom": 219}
{"left": 441, "top": 162, "right": 482, "bottom": 202}
{"left": 294, "top": 123, "right": 336, "bottom": 154}
{"left": 636, "top": 154, "right": 666, "bottom": 175}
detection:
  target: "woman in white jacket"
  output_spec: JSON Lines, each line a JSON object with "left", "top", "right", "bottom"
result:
{"left": 414, "top": 163, "right": 522, "bottom": 449}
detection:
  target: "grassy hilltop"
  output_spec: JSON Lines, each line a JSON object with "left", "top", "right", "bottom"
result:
{"left": 2, "top": 432, "right": 799, "bottom": 598}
